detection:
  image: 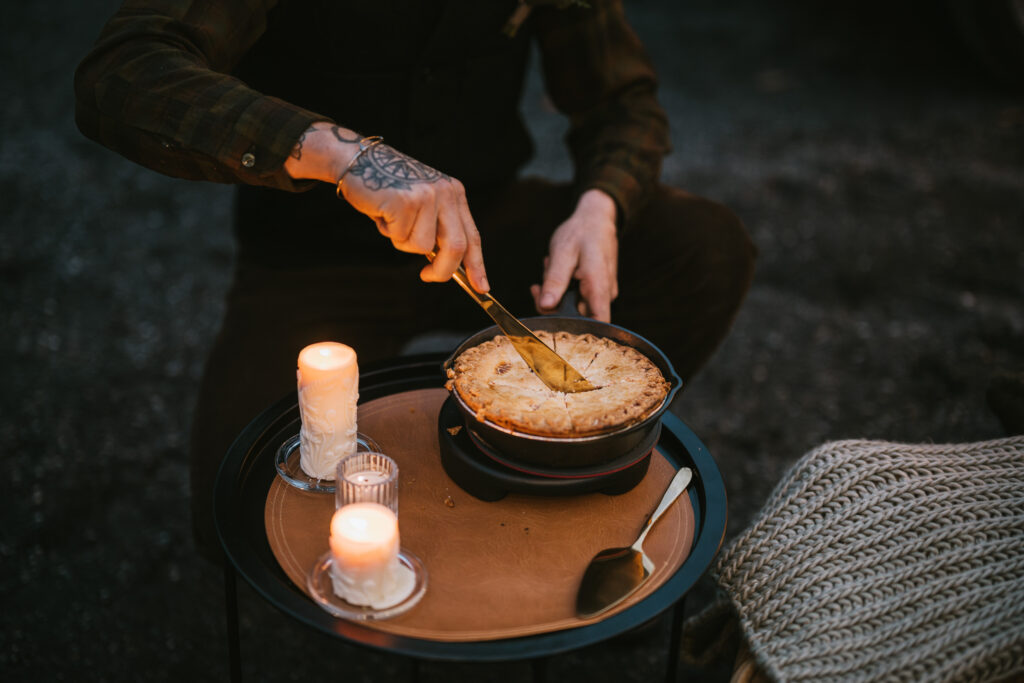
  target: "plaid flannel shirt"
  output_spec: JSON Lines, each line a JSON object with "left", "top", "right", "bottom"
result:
{"left": 75, "top": 0, "right": 670, "bottom": 224}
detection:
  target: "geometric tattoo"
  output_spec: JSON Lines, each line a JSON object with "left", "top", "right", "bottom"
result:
{"left": 330, "top": 126, "right": 449, "bottom": 190}
{"left": 349, "top": 144, "right": 449, "bottom": 191}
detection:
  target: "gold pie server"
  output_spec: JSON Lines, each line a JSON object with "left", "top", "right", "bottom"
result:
{"left": 428, "top": 251, "right": 594, "bottom": 393}
{"left": 576, "top": 466, "right": 694, "bottom": 618}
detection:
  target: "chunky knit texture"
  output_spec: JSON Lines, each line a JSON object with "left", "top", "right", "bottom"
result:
{"left": 709, "top": 437, "right": 1024, "bottom": 682}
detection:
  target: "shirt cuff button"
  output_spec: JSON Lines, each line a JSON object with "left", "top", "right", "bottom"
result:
{"left": 241, "top": 152, "right": 256, "bottom": 168}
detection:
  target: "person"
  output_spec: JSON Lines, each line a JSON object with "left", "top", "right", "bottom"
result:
{"left": 75, "top": 0, "right": 756, "bottom": 562}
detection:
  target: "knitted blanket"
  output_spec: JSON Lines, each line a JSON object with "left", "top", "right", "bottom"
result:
{"left": 690, "top": 436, "right": 1024, "bottom": 682}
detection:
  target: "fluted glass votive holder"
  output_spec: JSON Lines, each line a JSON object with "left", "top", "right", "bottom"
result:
{"left": 335, "top": 452, "right": 399, "bottom": 514}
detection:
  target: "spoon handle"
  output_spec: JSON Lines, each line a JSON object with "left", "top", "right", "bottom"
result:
{"left": 633, "top": 467, "right": 693, "bottom": 550}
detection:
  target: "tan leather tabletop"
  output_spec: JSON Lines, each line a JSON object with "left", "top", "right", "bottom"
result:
{"left": 265, "top": 387, "right": 695, "bottom": 641}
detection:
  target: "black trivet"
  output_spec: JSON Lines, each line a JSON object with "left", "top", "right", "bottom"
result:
{"left": 437, "top": 396, "right": 656, "bottom": 501}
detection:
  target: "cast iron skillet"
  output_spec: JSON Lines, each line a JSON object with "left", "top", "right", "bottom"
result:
{"left": 442, "top": 313, "right": 683, "bottom": 469}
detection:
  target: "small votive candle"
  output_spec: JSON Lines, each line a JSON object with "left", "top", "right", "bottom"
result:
{"left": 336, "top": 452, "right": 399, "bottom": 514}
{"left": 297, "top": 342, "right": 358, "bottom": 480}
{"left": 329, "top": 503, "right": 413, "bottom": 608}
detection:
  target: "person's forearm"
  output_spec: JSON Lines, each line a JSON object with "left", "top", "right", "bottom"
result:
{"left": 74, "top": 0, "right": 323, "bottom": 191}
{"left": 534, "top": 0, "right": 669, "bottom": 225}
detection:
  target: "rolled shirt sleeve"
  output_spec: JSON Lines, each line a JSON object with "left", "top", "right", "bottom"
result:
{"left": 74, "top": 0, "right": 326, "bottom": 191}
{"left": 534, "top": 0, "right": 671, "bottom": 227}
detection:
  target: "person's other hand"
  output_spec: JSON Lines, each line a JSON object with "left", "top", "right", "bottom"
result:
{"left": 286, "top": 122, "right": 488, "bottom": 292}
{"left": 530, "top": 189, "right": 618, "bottom": 322}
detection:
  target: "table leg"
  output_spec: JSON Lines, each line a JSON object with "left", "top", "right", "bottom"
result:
{"left": 665, "top": 597, "right": 686, "bottom": 683}
{"left": 224, "top": 560, "right": 242, "bottom": 683}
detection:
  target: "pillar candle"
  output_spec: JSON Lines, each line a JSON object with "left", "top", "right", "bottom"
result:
{"left": 329, "top": 503, "right": 410, "bottom": 607}
{"left": 297, "top": 342, "right": 358, "bottom": 480}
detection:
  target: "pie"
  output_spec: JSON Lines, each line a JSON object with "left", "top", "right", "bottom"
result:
{"left": 446, "top": 331, "right": 671, "bottom": 437}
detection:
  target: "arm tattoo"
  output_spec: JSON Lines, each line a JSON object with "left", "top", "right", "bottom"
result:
{"left": 290, "top": 125, "right": 315, "bottom": 160}
{"left": 349, "top": 144, "right": 449, "bottom": 191}
{"left": 330, "top": 126, "right": 361, "bottom": 144}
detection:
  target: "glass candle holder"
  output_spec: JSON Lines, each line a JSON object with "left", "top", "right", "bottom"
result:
{"left": 309, "top": 449, "right": 426, "bottom": 619}
{"left": 336, "top": 451, "right": 399, "bottom": 514}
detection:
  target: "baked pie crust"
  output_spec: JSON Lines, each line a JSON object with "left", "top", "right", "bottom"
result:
{"left": 446, "top": 331, "right": 670, "bottom": 437}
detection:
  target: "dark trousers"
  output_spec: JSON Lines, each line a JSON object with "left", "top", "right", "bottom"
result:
{"left": 189, "top": 179, "right": 756, "bottom": 560}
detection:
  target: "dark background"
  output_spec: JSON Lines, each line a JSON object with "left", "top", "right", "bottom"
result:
{"left": 2, "top": 0, "right": 1022, "bottom": 681}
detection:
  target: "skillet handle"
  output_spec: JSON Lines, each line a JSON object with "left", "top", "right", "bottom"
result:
{"left": 554, "top": 286, "right": 583, "bottom": 318}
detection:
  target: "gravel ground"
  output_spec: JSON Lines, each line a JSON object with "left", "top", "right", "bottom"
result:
{"left": 2, "top": 1, "right": 1022, "bottom": 681}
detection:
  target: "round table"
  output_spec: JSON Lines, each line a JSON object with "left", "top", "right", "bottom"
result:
{"left": 214, "top": 354, "right": 726, "bottom": 682}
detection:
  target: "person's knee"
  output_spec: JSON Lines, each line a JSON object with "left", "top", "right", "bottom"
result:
{"left": 638, "top": 187, "right": 756, "bottom": 293}
{"left": 700, "top": 197, "right": 756, "bottom": 292}
{"left": 614, "top": 188, "right": 758, "bottom": 381}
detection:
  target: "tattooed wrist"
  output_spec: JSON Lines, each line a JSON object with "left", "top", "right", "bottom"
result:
{"left": 348, "top": 144, "right": 449, "bottom": 191}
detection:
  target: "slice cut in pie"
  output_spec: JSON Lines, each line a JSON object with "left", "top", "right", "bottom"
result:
{"left": 446, "top": 331, "right": 670, "bottom": 437}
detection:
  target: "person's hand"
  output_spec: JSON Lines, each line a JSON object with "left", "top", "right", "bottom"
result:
{"left": 285, "top": 122, "right": 488, "bottom": 292}
{"left": 530, "top": 189, "right": 618, "bottom": 322}
{"left": 339, "top": 141, "right": 489, "bottom": 291}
